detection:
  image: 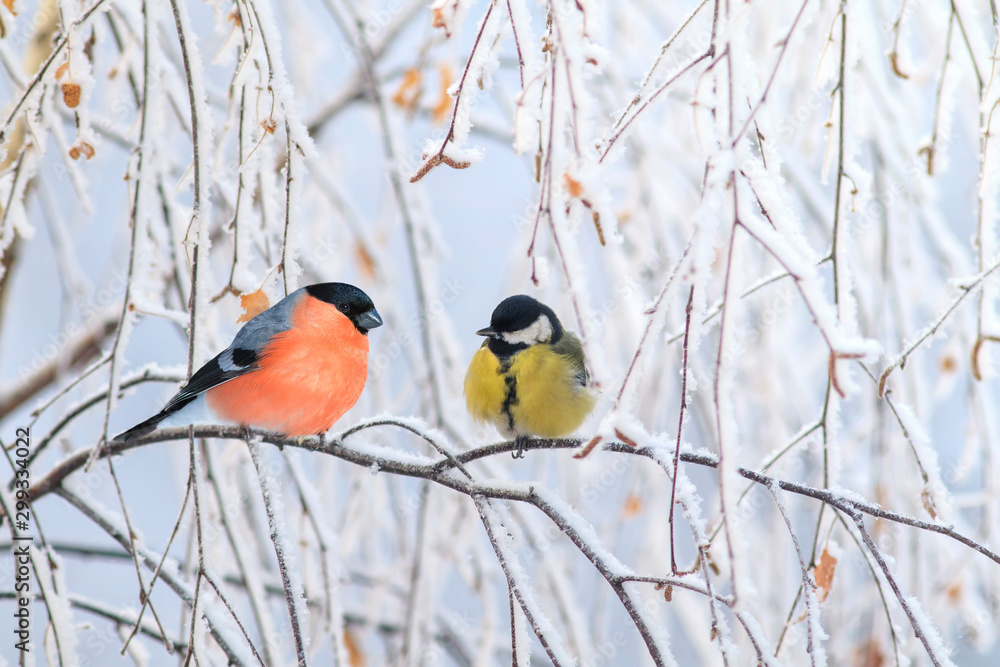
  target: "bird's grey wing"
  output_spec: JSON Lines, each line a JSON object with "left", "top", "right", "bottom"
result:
{"left": 160, "top": 290, "right": 303, "bottom": 412}
{"left": 114, "top": 346, "right": 262, "bottom": 443}
{"left": 158, "top": 348, "right": 257, "bottom": 414}
{"left": 552, "top": 331, "right": 590, "bottom": 387}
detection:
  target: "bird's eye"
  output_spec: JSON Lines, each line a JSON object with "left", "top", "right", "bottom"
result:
{"left": 338, "top": 303, "right": 350, "bottom": 313}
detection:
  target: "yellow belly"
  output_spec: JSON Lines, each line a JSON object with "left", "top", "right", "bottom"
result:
{"left": 464, "top": 343, "right": 595, "bottom": 438}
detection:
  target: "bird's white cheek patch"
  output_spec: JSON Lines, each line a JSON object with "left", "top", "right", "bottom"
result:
{"left": 501, "top": 314, "right": 553, "bottom": 345}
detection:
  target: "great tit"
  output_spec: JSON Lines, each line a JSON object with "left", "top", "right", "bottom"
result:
{"left": 464, "top": 295, "right": 596, "bottom": 457}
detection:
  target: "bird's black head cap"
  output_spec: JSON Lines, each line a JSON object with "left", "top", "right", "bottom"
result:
{"left": 480, "top": 295, "right": 563, "bottom": 356}
{"left": 306, "top": 282, "right": 383, "bottom": 334}
{"left": 492, "top": 295, "right": 561, "bottom": 337}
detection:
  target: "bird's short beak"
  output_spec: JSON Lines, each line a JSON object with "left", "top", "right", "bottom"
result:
{"left": 476, "top": 326, "right": 496, "bottom": 337}
{"left": 357, "top": 308, "right": 383, "bottom": 331}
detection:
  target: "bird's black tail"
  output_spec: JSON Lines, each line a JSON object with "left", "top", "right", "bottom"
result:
{"left": 113, "top": 414, "right": 164, "bottom": 443}
{"left": 113, "top": 391, "right": 198, "bottom": 443}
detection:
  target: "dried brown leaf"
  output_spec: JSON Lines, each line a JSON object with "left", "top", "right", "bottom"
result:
{"left": 939, "top": 353, "right": 957, "bottom": 373}
{"left": 238, "top": 289, "right": 270, "bottom": 323}
{"left": 55, "top": 61, "right": 69, "bottom": 81}
{"left": 83, "top": 29, "right": 95, "bottom": 62}
{"left": 68, "top": 140, "right": 94, "bottom": 160}
{"left": 430, "top": 0, "right": 460, "bottom": 38}
{"left": 853, "top": 639, "right": 885, "bottom": 667}
{"left": 344, "top": 626, "right": 365, "bottom": 667}
{"left": 355, "top": 242, "right": 376, "bottom": 280}
{"left": 2, "top": 0, "right": 16, "bottom": 15}
{"left": 921, "top": 486, "right": 937, "bottom": 519}
{"left": 563, "top": 172, "right": 584, "bottom": 198}
{"left": 431, "top": 7, "right": 446, "bottom": 29}
{"left": 392, "top": 68, "right": 422, "bottom": 111}
{"left": 813, "top": 546, "right": 837, "bottom": 603}
{"left": 432, "top": 64, "right": 453, "bottom": 124}
{"left": 61, "top": 82, "right": 81, "bottom": 108}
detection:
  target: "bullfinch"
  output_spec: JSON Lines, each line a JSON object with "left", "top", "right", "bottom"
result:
{"left": 463, "top": 295, "right": 596, "bottom": 457}
{"left": 114, "top": 282, "right": 382, "bottom": 442}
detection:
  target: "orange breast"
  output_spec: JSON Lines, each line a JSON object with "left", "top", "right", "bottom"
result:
{"left": 206, "top": 295, "right": 370, "bottom": 436}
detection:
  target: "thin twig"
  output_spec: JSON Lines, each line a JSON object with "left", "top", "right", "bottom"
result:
{"left": 576, "top": 239, "right": 693, "bottom": 458}
{"left": 604, "top": 0, "right": 710, "bottom": 139}
{"left": 119, "top": 460, "right": 193, "bottom": 655}
{"left": 922, "top": 9, "right": 955, "bottom": 176}
{"left": 182, "top": 431, "right": 207, "bottom": 667}
{"left": 283, "top": 451, "right": 345, "bottom": 666}
{"left": 205, "top": 444, "right": 280, "bottom": 666}
{"left": 345, "top": 10, "right": 446, "bottom": 424}
{"left": 97, "top": 0, "right": 155, "bottom": 454}
{"left": 713, "top": 201, "right": 740, "bottom": 606}
{"left": 0, "top": 312, "right": 119, "bottom": 420}
{"left": 106, "top": 455, "right": 172, "bottom": 651}
{"left": 474, "top": 496, "right": 573, "bottom": 667}
{"left": 850, "top": 512, "right": 946, "bottom": 667}
{"left": 55, "top": 487, "right": 247, "bottom": 665}
{"left": 878, "top": 251, "right": 1000, "bottom": 396}
{"left": 669, "top": 285, "right": 695, "bottom": 574}
{"left": 167, "top": 0, "right": 207, "bottom": 381}
{"left": 767, "top": 482, "right": 819, "bottom": 666}
{"left": 247, "top": 439, "right": 309, "bottom": 666}
{"left": 0, "top": 0, "right": 113, "bottom": 142}
{"left": 729, "top": 0, "right": 812, "bottom": 147}
{"left": 827, "top": 6, "right": 848, "bottom": 308}
{"left": 599, "top": 51, "right": 712, "bottom": 163}
{"left": 201, "top": 571, "right": 267, "bottom": 667}
{"left": 827, "top": 511, "right": 901, "bottom": 666}
{"left": 409, "top": 3, "right": 497, "bottom": 182}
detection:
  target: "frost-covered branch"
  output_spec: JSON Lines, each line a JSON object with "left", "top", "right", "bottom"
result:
{"left": 22, "top": 424, "right": 1000, "bottom": 570}
{"left": 247, "top": 440, "right": 309, "bottom": 666}
{"left": 55, "top": 488, "right": 250, "bottom": 665}
{"left": 849, "top": 512, "right": 952, "bottom": 667}
{"left": 14, "top": 416, "right": 996, "bottom": 665}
